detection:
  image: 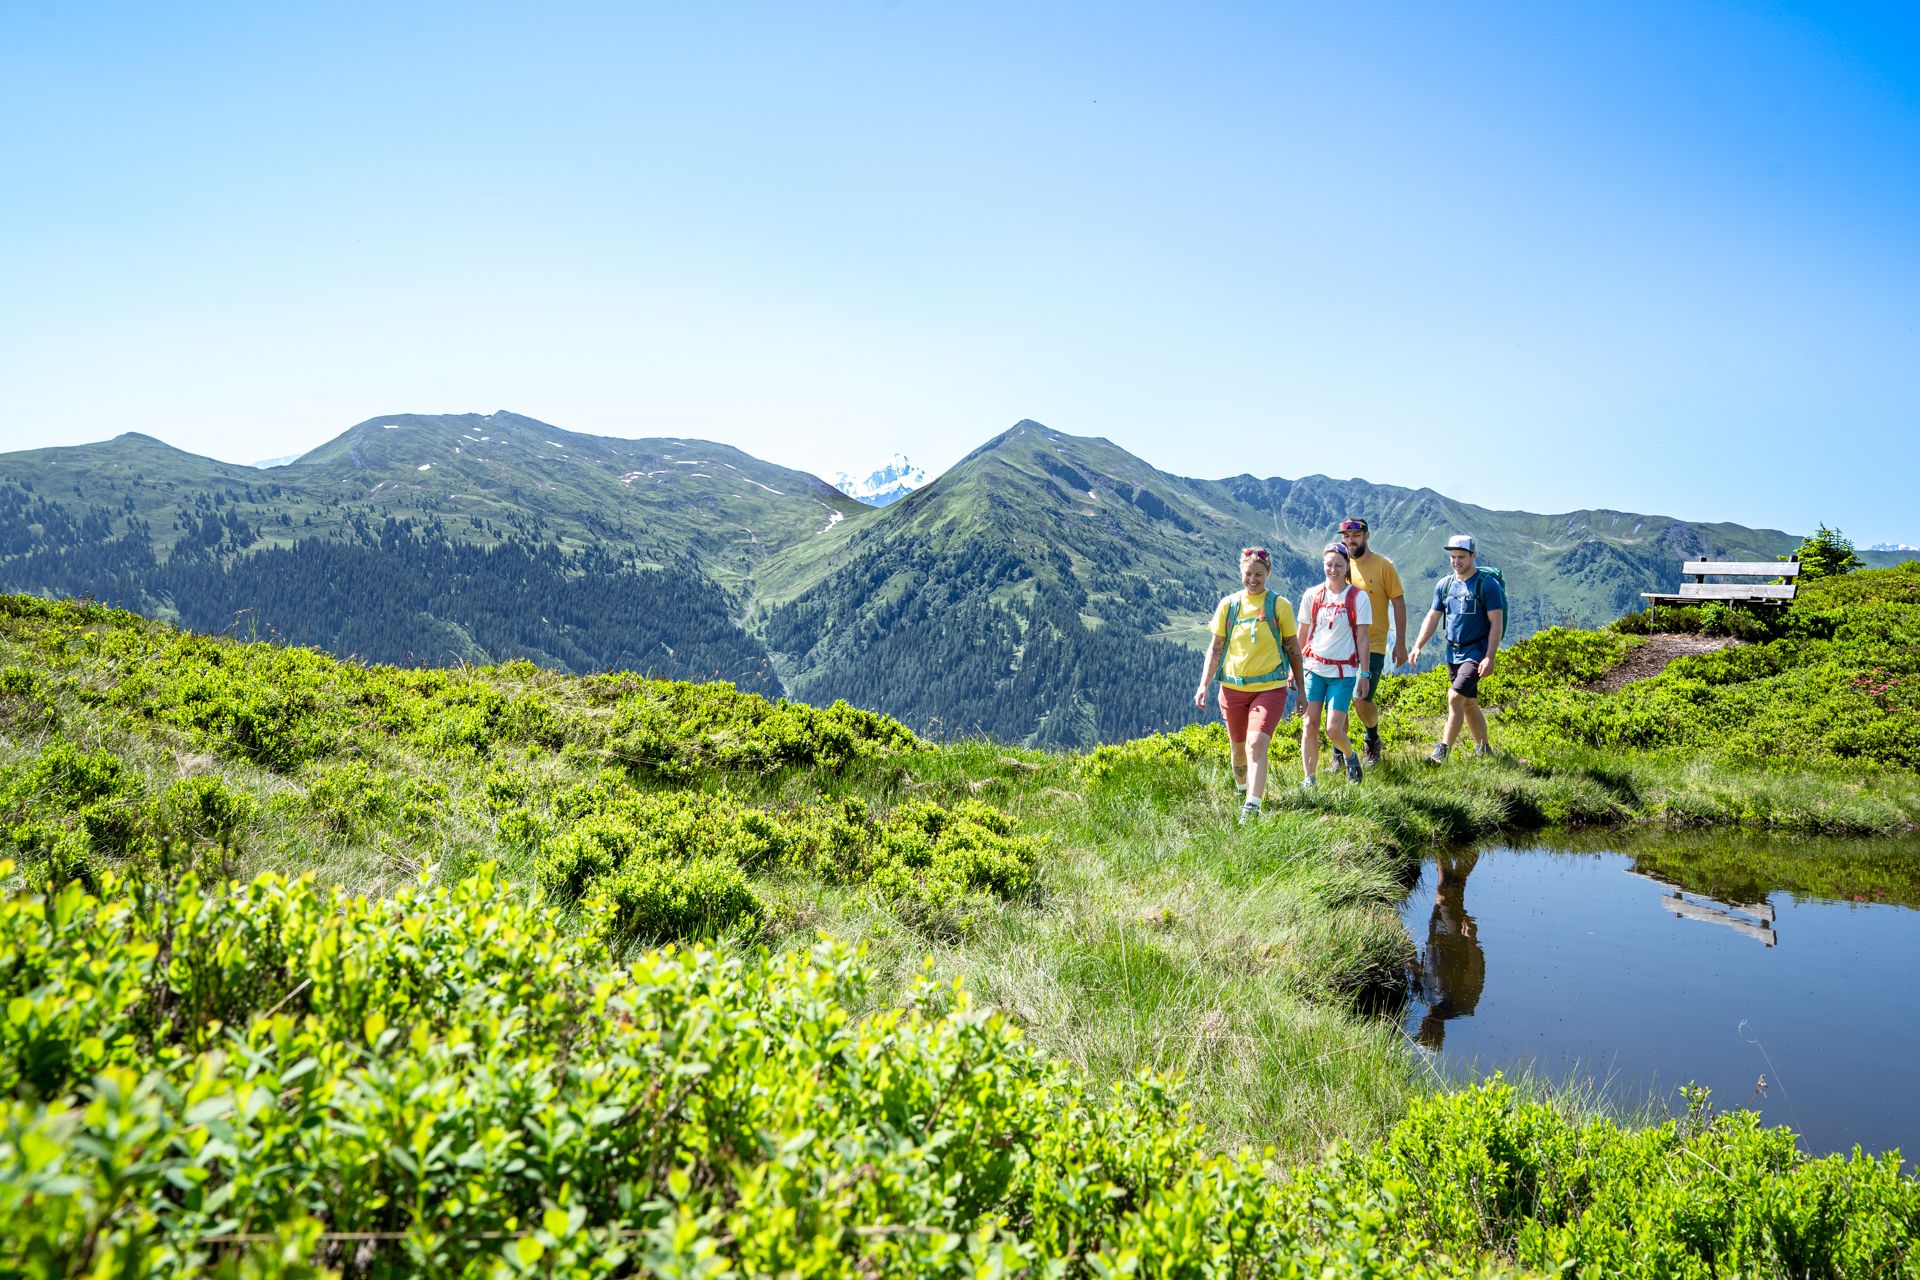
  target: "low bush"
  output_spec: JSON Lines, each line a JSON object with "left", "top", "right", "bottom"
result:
{"left": 581, "top": 851, "right": 763, "bottom": 945}
{"left": 3, "top": 866, "right": 1912, "bottom": 1279}
{"left": 533, "top": 788, "right": 1042, "bottom": 941}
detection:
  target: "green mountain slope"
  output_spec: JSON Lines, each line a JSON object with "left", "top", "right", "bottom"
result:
{"left": 0, "top": 412, "right": 875, "bottom": 691}
{"left": 756, "top": 421, "right": 1834, "bottom": 743}
{"left": 2, "top": 413, "right": 1902, "bottom": 744}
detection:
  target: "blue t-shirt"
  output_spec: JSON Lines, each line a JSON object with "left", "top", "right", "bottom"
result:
{"left": 1432, "top": 571, "right": 1506, "bottom": 663}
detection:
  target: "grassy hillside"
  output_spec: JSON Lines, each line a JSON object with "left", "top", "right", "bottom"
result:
{"left": 1375, "top": 558, "right": 1920, "bottom": 774}
{"left": 3, "top": 569, "right": 1919, "bottom": 1274}
{"left": 757, "top": 420, "right": 1843, "bottom": 744}
{"left": 12, "top": 413, "right": 1903, "bottom": 748}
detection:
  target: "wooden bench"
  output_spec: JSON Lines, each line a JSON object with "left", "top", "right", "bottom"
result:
{"left": 1641, "top": 558, "right": 1800, "bottom": 610}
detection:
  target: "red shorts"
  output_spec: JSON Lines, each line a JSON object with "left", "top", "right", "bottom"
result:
{"left": 1220, "top": 686, "right": 1289, "bottom": 743}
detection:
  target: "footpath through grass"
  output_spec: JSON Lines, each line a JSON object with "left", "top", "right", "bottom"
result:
{"left": 3, "top": 567, "right": 1919, "bottom": 1276}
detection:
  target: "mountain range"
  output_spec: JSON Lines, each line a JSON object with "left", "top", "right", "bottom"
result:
{"left": 2, "top": 411, "right": 1899, "bottom": 746}
{"left": 833, "top": 455, "right": 928, "bottom": 507}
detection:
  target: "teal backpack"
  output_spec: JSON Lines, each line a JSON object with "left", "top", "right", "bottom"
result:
{"left": 1216, "top": 592, "right": 1291, "bottom": 688}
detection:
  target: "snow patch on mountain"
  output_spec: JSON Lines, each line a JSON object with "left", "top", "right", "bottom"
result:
{"left": 833, "top": 454, "right": 929, "bottom": 507}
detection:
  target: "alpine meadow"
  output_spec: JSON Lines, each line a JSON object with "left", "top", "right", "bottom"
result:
{"left": 3, "top": 552, "right": 1918, "bottom": 1276}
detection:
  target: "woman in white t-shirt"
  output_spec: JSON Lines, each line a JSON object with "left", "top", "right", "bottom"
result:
{"left": 1297, "top": 542, "right": 1373, "bottom": 787}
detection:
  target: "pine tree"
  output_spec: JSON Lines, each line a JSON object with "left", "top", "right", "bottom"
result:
{"left": 1788, "top": 524, "right": 1861, "bottom": 581}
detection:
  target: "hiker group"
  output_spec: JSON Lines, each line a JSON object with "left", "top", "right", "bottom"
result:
{"left": 1194, "top": 521, "right": 1505, "bottom": 822}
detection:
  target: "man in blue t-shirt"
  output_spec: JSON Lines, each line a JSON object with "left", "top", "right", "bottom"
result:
{"left": 1409, "top": 534, "right": 1505, "bottom": 763}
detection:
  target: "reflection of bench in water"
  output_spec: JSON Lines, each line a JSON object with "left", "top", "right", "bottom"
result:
{"left": 1625, "top": 870, "right": 1777, "bottom": 946}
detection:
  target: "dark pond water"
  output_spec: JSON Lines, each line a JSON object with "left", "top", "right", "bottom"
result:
{"left": 1398, "top": 830, "right": 1920, "bottom": 1159}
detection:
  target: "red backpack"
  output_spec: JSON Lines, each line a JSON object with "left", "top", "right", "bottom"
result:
{"left": 1302, "top": 584, "right": 1362, "bottom": 674}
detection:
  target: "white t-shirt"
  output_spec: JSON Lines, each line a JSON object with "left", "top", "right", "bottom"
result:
{"left": 1297, "top": 583, "right": 1375, "bottom": 678}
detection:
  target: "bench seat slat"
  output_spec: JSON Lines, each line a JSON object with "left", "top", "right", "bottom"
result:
{"left": 1640, "top": 594, "right": 1794, "bottom": 608}
{"left": 1682, "top": 560, "right": 1801, "bottom": 577}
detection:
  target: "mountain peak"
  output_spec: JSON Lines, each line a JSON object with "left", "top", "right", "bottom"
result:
{"left": 834, "top": 453, "right": 929, "bottom": 508}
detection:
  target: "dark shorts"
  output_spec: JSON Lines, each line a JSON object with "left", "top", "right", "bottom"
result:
{"left": 1353, "top": 651, "right": 1387, "bottom": 700}
{"left": 1449, "top": 660, "right": 1482, "bottom": 699}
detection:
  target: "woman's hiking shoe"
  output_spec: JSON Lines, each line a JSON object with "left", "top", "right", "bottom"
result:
{"left": 1300, "top": 774, "right": 1318, "bottom": 790}
{"left": 1427, "top": 742, "right": 1450, "bottom": 765}
{"left": 1345, "top": 752, "right": 1364, "bottom": 784}
{"left": 1238, "top": 800, "right": 1263, "bottom": 823}
{"left": 1475, "top": 744, "right": 1496, "bottom": 759}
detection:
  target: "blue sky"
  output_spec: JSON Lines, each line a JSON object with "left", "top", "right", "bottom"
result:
{"left": 2, "top": 2, "right": 1915, "bottom": 541}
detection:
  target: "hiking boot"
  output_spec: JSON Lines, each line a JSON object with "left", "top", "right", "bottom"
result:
{"left": 1300, "top": 774, "right": 1318, "bottom": 791}
{"left": 1427, "top": 742, "right": 1450, "bottom": 765}
{"left": 1329, "top": 746, "right": 1346, "bottom": 771}
{"left": 1345, "top": 752, "right": 1364, "bottom": 784}
{"left": 1238, "top": 800, "right": 1263, "bottom": 824}
{"left": 1474, "top": 743, "right": 1496, "bottom": 759}
{"left": 1363, "top": 734, "right": 1383, "bottom": 767}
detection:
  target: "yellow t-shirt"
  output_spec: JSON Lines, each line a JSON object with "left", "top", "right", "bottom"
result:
{"left": 1209, "top": 589, "right": 1299, "bottom": 691}
{"left": 1347, "top": 552, "right": 1405, "bottom": 654}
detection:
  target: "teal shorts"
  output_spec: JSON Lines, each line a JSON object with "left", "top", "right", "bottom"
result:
{"left": 1305, "top": 671, "right": 1357, "bottom": 712}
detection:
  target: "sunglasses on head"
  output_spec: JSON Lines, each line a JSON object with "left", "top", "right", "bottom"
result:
{"left": 1240, "top": 547, "right": 1270, "bottom": 563}
{"left": 1339, "top": 519, "right": 1368, "bottom": 533}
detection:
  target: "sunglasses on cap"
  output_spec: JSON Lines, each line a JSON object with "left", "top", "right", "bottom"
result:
{"left": 1339, "top": 519, "right": 1368, "bottom": 533}
{"left": 1322, "top": 541, "right": 1351, "bottom": 558}
{"left": 1240, "top": 547, "right": 1271, "bottom": 563}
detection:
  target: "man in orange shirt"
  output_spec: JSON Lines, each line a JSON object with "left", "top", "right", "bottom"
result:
{"left": 1339, "top": 518, "right": 1407, "bottom": 766}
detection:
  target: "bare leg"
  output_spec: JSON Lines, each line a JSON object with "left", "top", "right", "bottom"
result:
{"left": 1443, "top": 690, "right": 1468, "bottom": 747}
{"left": 1353, "top": 695, "right": 1379, "bottom": 731}
{"left": 1230, "top": 738, "right": 1248, "bottom": 790}
{"left": 1464, "top": 699, "right": 1489, "bottom": 749}
{"left": 1301, "top": 704, "right": 1323, "bottom": 777}
{"left": 1246, "top": 732, "right": 1272, "bottom": 800}
{"left": 1327, "top": 708, "right": 1356, "bottom": 756}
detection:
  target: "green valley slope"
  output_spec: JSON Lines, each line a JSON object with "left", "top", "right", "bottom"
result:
{"left": 757, "top": 420, "right": 1823, "bottom": 743}
{"left": 2, "top": 412, "right": 1897, "bottom": 745}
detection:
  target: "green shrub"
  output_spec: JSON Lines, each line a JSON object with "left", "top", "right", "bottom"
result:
{"left": 2, "top": 867, "right": 1911, "bottom": 1279}
{"left": 533, "top": 790, "right": 1041, "bottom": 938}
{"left": 298, "top": 759, "right": 448, "bottom": 840}
{"left": 1322, "top": 1076, "right": 1919, "bottom": 1276}
{"left": 1081, "top": 721, "right": 1228, "bottom": 781}
{"left": 581, "top": 852, "right": 763, "bottom": 946}
{"left": 159, "top": 775, "right": 256, "bottom": 844}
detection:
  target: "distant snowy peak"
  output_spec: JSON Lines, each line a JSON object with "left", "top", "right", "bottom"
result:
{"left": 833, "top": 453, "right": 928, "bottom": 507}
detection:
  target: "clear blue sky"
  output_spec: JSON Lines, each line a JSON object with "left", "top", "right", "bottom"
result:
{"left": 2, "top": 2, "right": 1915, "bottom": 541}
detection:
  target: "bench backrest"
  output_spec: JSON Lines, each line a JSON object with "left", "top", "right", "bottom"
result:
{"left": 1658, "top": 556, "right": 1799, "bottom": 603}
{"left": 1682, "top": 560, "right": 1801, "bottom": 578}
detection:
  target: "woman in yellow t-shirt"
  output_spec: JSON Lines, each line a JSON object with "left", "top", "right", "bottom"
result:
{"left": 1194, "top": 547, "right": 1305, "bottom": 821}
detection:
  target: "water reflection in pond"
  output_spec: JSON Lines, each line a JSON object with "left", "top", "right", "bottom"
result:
{"left": 1397, "top": 832, "right": 1920, "bottom": 1160}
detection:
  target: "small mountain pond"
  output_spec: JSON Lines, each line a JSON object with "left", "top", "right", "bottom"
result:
{"left": 1397, "top": 829, "right": 1920, "bottom": 1160}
